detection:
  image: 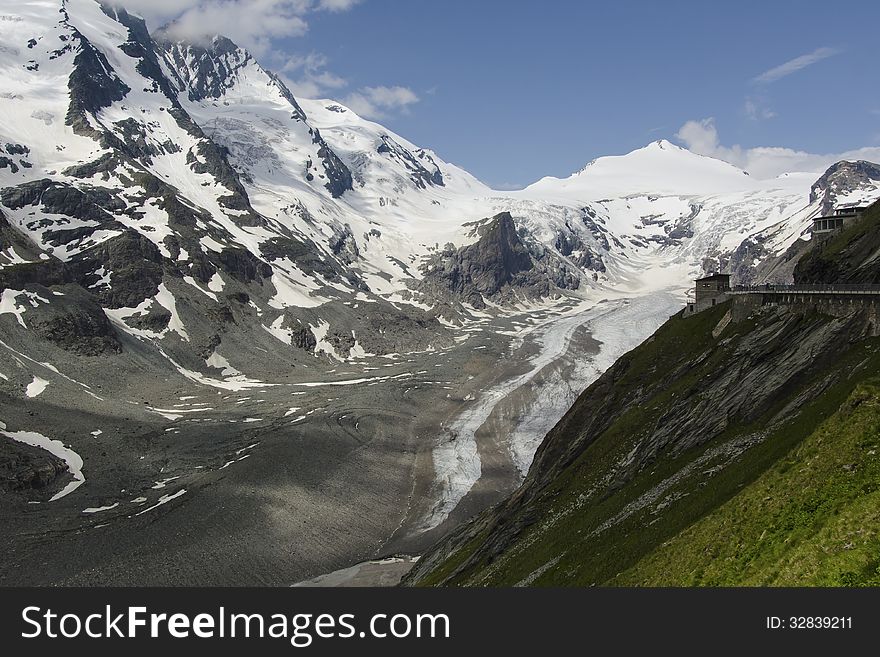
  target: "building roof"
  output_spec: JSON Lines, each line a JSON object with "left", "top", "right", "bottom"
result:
{"left": 695, "top": 273, "right": 730, "bottom": 282}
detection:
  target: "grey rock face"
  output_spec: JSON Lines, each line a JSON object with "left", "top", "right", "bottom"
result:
{"left": 418, "top": 212, "right": 532, "bottom": 309}
{"left": 28, "top": 285, "right": 122, "bottom": 356}
{"left": 65, "top": 27, "right": 130, "bottom": 136}
{"left": 78, "top": 231, "right": 164, "bottom": 309}
{"left": 158, "top": 36, "right": 255, "bottom": 103}
{"left": 418, "top": 212, "right": 584, "bottom": 308}
{"left": 810, "top": 160, "right": 880, "bottom": 216}
{"left": 313, "top": 129, "right": 354, "bottom": 198}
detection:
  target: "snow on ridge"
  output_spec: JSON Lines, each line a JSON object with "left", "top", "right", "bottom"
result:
{"left": 3, "top": 0, "right": 876, "bottom": 318}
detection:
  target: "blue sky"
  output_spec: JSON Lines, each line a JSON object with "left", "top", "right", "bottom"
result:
{"left": 127, "top": 0, "right": 880, "bottom": 187}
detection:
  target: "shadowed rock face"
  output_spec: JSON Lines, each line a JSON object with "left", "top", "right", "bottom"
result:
{"left": 28, "top": 285, "right": 122, "bottom": 356}
{"left": 376, "top": 136, "right": 444, "bottom": 190}
{"left": 0, "top": 441, "right": 69, "bottom": 494}
{"left": 418, "top": 213, "right": 537, "bottom": 309}
{"left": 453, "top": 213, "right": 532, "bottom": 296}
{"left": 417, "top": 212, "right": 584, "bottom": 309}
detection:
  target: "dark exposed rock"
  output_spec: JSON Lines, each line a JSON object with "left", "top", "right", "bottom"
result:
{"left": 327, "top": 331, "right": 355, "bottom": 357}
{"left": 4, "top": 144, "right": 30, "bottom": 156}
{"left": 1, "top": 179, "right": 124, "bottom": 220}
{"left": 290, "top": 325, "right": 317, "bottom": 351}
{"left": 157, "top": 36, "right": 254, "bottom": 103}
{"left": 553, "top": 228, "right": 606, "bottom": 273}
{"left": 0, "top": 258, "right": 67, "bottom": 292}
{"left": 74, "top": 231, "right": 164, "bottom": 309}
{"left": 1, "top": 178, "right": 53, "bottom": 209}
{"left": 377, "top": 135, "right": 444, "bottom": 189}
{"left": 128, "top": 305, "right": 171, "bottom": 333}
{"left": 0, "top": 157, "right": 19, "bottom": 174}
{"left": 313, "top": 129, "right": 353, "bottom": 198}
{"left": 198, "top": 333, "right": 222, "bottom": 360}
{"left": 226, "top": 291, "right": 250, "bottom": 304}
{"left": 207, "top": 304, "right": 234, "bottom": 325}
{"left": 329, "top": 225, "right": 359, "bottom": 264}
{"left": 418, "top": 212, "right": 579, "bottom": 307}
{"left": 62, "top": 153, "right": 119, "bottom": 179}
{"left": 261, "top": 236, "right": 364, "bottom": 289}
{"left": 218, "top": 247, "right": 272, "bottom": 283}
{"left": 0, "top": 441, "right": 69, "bottom": 494}
{"left": 29, "top": 285, "right": 122, "bottom": 355}
{"left": 65, "top": 28, "right": 130, "bottom": 136}
{"left": 424, "top": 213, "right": 531, "bottom": 300}
{"left": 184, "top": 250, "right": 216, "bottom": 283}
{"left": 189, "top": 141, "right": 260, "bottom": 223}
{"left": 0, "top": 209, "right": 41, "bottom": 262}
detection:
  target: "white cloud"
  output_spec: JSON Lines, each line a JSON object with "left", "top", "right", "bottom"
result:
{"left": 161, "top": 1, "right": 311, "bottom": 56}
{"left": 744, "top": 97, "right": 776, "bottom": 121}
{"left": 343, "top": 86, "right": 420, "bottom": 119}
{"left": 317, "top": 0, "right": 362, "bottom": 11}
{"left": 675, "top": 117, "right": 880, "bottom": 178}
{"left": 113, "top": 1, "right": 419, "bottom": 118}
{"left": 753, "top": 47, "right": 840, "bottom": 84}
{"left": 279, "top": 52, "right": 347, "bottom": 98}
{"left": 114, "top": 1, "right": 357, "bottom": 56}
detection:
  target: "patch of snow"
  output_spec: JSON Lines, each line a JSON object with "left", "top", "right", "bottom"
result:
{"left": 83, "top": 502, "right": 119, "bottom": 514}
{"left": 207, "top": 272, "right": 225, "bottom": 293}
{"left": 205, "top": 350, "right": 241, "bottom": 377}
{"left": 133, "top": 489, "right": 186, "bottom": 516}
{"left": 183, "top": 276, "right": 219, "bottom": 302}
{"left": 25, "top": 376, "right": 49, "bottom": 398}
{"left": 154, "top": 283, "right": 190, "bottom": 341}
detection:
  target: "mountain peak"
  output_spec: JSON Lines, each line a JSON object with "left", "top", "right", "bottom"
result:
{"left": 809, "top": 159, "right": 880, "bottom": 215}
{"left": 646, "top": 139, "right": 680, "bottom": 151}
{"left": 527, "top": 139, "right": 753, "bottom": 200}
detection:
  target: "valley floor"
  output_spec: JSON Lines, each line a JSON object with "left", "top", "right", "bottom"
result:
{"left": 0, "top": 292, "right": 681, "bottom": 586}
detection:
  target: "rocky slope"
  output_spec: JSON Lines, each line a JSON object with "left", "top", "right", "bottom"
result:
{"left": 2, "top": 1, "right": 879, "bottom": 383}
{"left": 809, "top": 160, "right": 880, "bottom": 217}
{"left": 795, "top": 198, "right": 880, "bottom": 284}
{"left": 406, "top": 207, "right": 880, "bottom": 587}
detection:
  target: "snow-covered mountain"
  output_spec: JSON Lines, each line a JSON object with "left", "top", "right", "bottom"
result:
{"left": 2, "top": 0, "right": 879, "bottom": 378}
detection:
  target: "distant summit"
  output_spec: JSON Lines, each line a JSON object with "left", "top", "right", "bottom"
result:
{"left": 525, "top": 139, "right": 757, "bottom": 199}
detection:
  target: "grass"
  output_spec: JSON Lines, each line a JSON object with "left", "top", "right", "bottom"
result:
{"left": 795, "top": 198, "right": 880, "bottom": 282}
{"left": 612, "top": 379, "right": 880, "bottom": 586}
{"left": 421, "top": 299, "right": 880, "bottom": 587}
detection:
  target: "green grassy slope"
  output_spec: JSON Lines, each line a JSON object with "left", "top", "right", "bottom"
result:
{"left": 410, "top": 300, "right": 880, "bottom": 587}
{"left": 795, "top": 198, "right": 880, "bottom": 283}
{"left": 613, "top": 380, "right": 880, "bottom": 586}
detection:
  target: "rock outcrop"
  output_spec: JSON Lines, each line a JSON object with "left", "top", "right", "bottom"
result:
{"left": 810, "top": 160, "right": 880, "bottom": 216}
{"left": 418, "top": 212, "right": 582, "bottom": 308}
